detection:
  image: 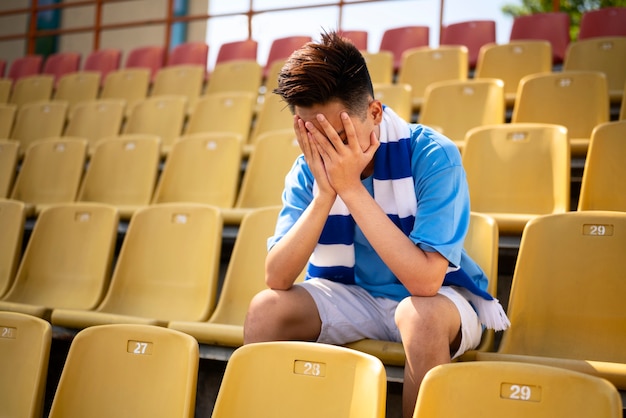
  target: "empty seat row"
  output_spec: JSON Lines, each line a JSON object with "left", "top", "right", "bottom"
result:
{"left": 2, "top": 311, "right": 622, "bottom": 418}
{"left": 0, "top": 129, "right": 300, "bottom": 223}
{"left": 1, "top": 88, "right": 292, "bottom": 156}
{"left": 0, "top": 311, "right": 199, "bottom": 418}
{"left": 4, "top": 67, "right": 622, "bottom": 166}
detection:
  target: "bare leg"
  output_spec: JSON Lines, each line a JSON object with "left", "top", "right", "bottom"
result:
{"left": 395, "top": 295, "right": 461, "bottom": 418}
{"left": 244, "top": 285, "right": 322, "bottom": 344}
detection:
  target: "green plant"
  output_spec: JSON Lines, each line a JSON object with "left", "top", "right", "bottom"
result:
{"left": 502, "top": 0, "right": 626, "bottom": 40}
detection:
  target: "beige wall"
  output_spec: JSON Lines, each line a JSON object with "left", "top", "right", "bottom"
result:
{"left": 0, "top": 0, "right": 29, "bottom": 65}
{"left": 0, "top": 0, "right": 208, "bottom": 68}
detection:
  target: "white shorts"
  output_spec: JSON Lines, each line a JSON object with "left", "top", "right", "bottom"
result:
{"left": 297, "top": 278, "right": 483, "bottom": 359}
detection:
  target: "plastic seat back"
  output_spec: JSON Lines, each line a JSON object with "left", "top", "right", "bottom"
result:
{"left": 373, "top": 83, "right": 413, "bottom": 121}
{"left": 10, "top": 100, "right": 68, "bottom": 151}
{"left": 124, "top": 45, "right": 165, "bottom": 82}
{"left": 152, "top": 133, "right": 242, "bottom": 208}
{"left": 49, "top": 324, "right": 198, "bottom": 418}
{"left": 263, "top": 35, "right": 312, "bottom": 79}
{"left": 440, "top": 20, "right": 496, "bottom": 68}
{"left": 0, "top": 199, "right": 25, "bottom": 298}
{"left": 474, "top": 40, "right": 552, "bottom": 106}
{"left": 204, "top": 59, "right": 262, "bottom": 96}
{"left": 0, "top": 78, "right": 12, "bottom": 103}
{"left": 0, "top": 311, "right": 51, "bottom": 418}
{"left": 0, "top": 139, "right": 19, "bottom": 198}
{"left": 578, "top": 7, "right": 626, "bottom": 39}
{"left": 247, "top": 92, "right": 293, "bottom": 149}
{"left": 0, "top": 203, "right": 118, "bottom": 318}
{"left": 185, "top": 91, "right": 256, "bottom": 143}
{"left": 493, "top": 211, "right": 626, "bottom": 363}
{"left": 122, "top": 95, "right": 186, "bottom": 153}
{"left": 83, "top": 48, "right": 121, "bottom": 86}
{"left": 212, "top": 341, "right": 386, "bottom": 418}
{"left": 100, "top": 68, "right": 150, "bottom": 115}
{"left": 509, "top": 12, "right": 570, "bottom": 64}
{"left": 63, "top": 99, "right": 126, "bottom": 153}
{"left": 221, "top": 129, "right": 300, "bottom": 224}
{"left": 0, "top": 104, "right": 17, "bottom": 141}
{"left": 167, "top": 41, "right": 208, "bottom": 68}
{"left": 578, "top": 120, "right": 626, "bottom": 211}
{"left": 10, "top": 137, "right": 86, "bottom": 215}
{"left": 236, "top": 129, "right": 301, "bottom": 209}
{"left": 53, "top": 71, "right": 101, "bottom": 112}
{"left": 42, "top": 52, "right": 81, "bottom": 86}
{"left": 413, "top": 361, "right": 623, "bottom": 418}
{"left": 563, "top": 36, "right": 626, "bottom": 103}
{"left": 150, "top": 64, "right": 204, "bottom": 110}
{"left": 512, "top": 71, "right": 609, "bottom": 156}
{"left": 338, "top": 30, "right": 368, "bottom": 50}
{"left": 397, "top": 45, "right": 468, "bottom": 112}
{"left": 361, "top": 51, "right": 394, "bottom": 84}
{"left": 462, "top": 123, "right": 570, "bottom": 234}
{"left": 420, "top": 78, "right": 505, "bottom": 145}
{"left": 379, "top": 25, "right": 430, "bottom": 72}
{"left": 215, "top": 39, "right": 258, "bottom": 64}
{"left": 8, "top": 74, "right": 54, "bottom": 109}
{"left": 78, "top": 135, "right": 160, "bottom": 219}
{"left": 90, "top": 203, "right": 222, "bottom": 323}
{"left": 7, "top": 55, "right": 43, "bottom": 83}
{"left": 168, "top": 206, "right": 281, "bottom": 346}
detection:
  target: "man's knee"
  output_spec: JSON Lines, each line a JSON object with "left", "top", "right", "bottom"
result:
{"left": 244, "top": 286, "right": 321, "bottom": 343}
{"left": 394, "top": 295, "right": 460, "bottom": 340}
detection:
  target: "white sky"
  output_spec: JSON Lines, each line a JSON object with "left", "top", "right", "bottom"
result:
{"left": 205, "top": 0, "right": 517, "bottom": 69}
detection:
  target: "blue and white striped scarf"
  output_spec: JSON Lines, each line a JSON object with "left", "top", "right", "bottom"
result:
{"left": 307, "top": 106, "right": 510, "bottom": 331}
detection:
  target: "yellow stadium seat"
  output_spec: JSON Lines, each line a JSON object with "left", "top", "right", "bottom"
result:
{"left": 373, "top": 83, "right": 413, "bottom": 122}
{"left": 48, "top": 324, "right": 198, "bottom": 418}
{"left": 577, "top": 120, "right": 626, "bottom": 211}
{"left": 0, "top": 311, "right": 51, "bottom": 418}
{"left": 0, "top": 103, "right": 17, "bottom": 139}
{"left": 245, "top": 92, "right": 293, "bottom": 156}
{"left": 77, "top": 134, "right": 161, "bottom": 220}
{"left": 474, "top": 40, "right": 552, "bottom": 107}
{"left": 212, "top": 341, "right": 386, "bottom": 418}
{"left": 122, "top": 95, "right": 186, "bottom": 155}
{"left": 184, "top": 91, "right": 256, "bottom": 144}
{"left": 345, "top": 212, "right": 501, "bottom": 365}
{"left": 0, "top": 78, "right": 12, "bottom": 103}
{"left": 152, "top": 133, "right": 242, "bottom": 208}
{"left": 0, "top": 202, "right": 118, "bottom": 319}
{"left": 63, "top": 98, "right": 126, "bottom": 155}
{"left": 361, "top": 51, "right": 394, "bottom": 85}
{"left": 420, "top": 78, "right": 505, "bottom": 149}
{"left": 475, "top": 211, "right": 626, "bottom": 390}
{"left": 51, "top": 203, "right": 222, "bottom": 328}
{"left": 397, "top": 45, "right": 468, "bottom": 113}
{"left": 413, "top": 361, "right": 623, "bottom": 418}
{"left": 150, "top": 64, "right": 205, "bottom": 111}
{"left": 511, "top": 70, "right": 609, "bottom": 157}
{"left": 563, "top": 36, "right": 626, "bottom": 104}
{"left": 462, "top": 123, "right": 570, "bottom": 234}
{"left": 0, "top": 199, "right": 25, "bottom": 298}
{"left": 10, "top": 100, "right": 68, "bottom": 152}
{"left": 8, "top": 74, "right": 54, "bottom": 109}
{"left": 0, "top": 139, "right": 19, "bottom": 198}
{"left": 10, "top": 137, "right": 87, "bottom": 216}
{"left": 52, "top": 71, "right": 101, "bottom": 113}
{"left": 168, "top": 206, "right": 283, "bottom": 347}
{"left": 222, "top": 129, "right": 301, "bottom": 225}
{"left": 100, "top": 67, "right": 150, "bottom": 117}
